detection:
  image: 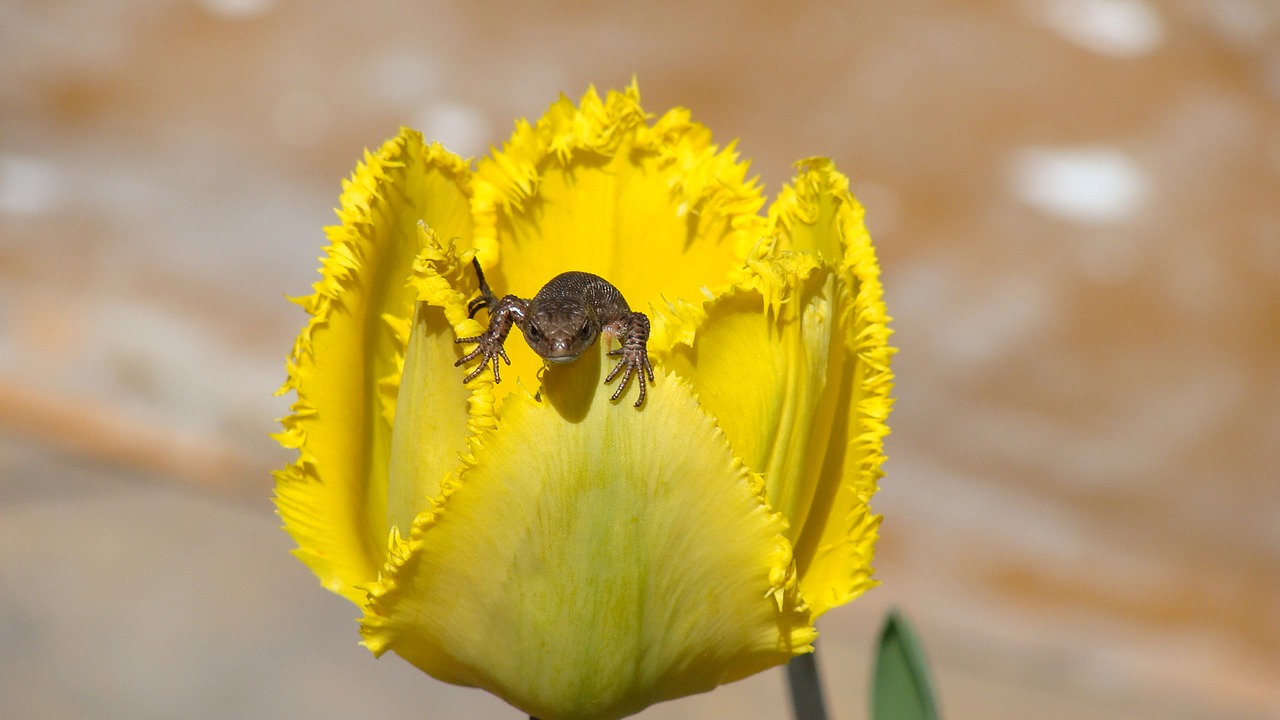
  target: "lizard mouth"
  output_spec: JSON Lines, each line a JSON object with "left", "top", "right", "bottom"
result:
{"left": 543, "top": 354, "right": 580, "bottom": 365}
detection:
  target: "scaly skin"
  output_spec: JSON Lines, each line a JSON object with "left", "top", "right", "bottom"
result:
{"left": 455, "top": 259, "right": 655, "bottom": 407}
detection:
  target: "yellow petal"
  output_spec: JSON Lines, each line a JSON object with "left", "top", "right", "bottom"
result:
{"left": 664, "top": 159, "right": 894, "bottom": 618}
{"left": 471, "top": 84, "right": 767, "bottom": 327}
{"left": 663, "top": 255, "right": 842, "bottom": 555}
{"left": 384, "top": 229, "right": 484, "bottom": 538}
{"left": 360, "top": 344, "right": 814, "bottom": 720}
{"left": 783, "top": 163, "right": 894, "bottom": 617}
{"left": 767, "top": 157, "right": 851, "bottom": 264}
{"left": 274, "top": 129, "right": 474, "bottom": 604}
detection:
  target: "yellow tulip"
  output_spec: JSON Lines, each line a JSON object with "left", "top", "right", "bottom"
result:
{"left": 274, "top": 84, "right": 893, "bottom": 720}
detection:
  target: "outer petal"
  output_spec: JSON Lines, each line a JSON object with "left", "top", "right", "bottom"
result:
{"left": 472, "top": 84, "right": 767, "bottom": 326}
{"left": 783, "top": 160, "right": 894, "bottom": 617}
{"left": 274, "top": 130, "right": 473, "bottom": 604}
{"left": 663, "top": 160, "right": 893, "bottom": 617}
{"left": 360, "top": 346, "right": 814, "bottom": 720}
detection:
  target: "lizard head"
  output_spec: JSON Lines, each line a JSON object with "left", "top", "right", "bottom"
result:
{"left": 524, "top": 308, "right": 599, "bottom": 364}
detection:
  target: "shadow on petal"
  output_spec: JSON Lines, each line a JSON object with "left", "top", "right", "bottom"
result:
{"left": 540, "top": 342, "right": 603, "bottom": 423}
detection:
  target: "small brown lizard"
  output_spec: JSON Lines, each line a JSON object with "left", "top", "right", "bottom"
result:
{"left": 455, "top": 259, "right": 655, "bottom": 407}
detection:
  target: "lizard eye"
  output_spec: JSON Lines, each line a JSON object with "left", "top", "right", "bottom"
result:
{"left": 526, "top": 324, "right": 542, "bottom": 340}
{"left": 579, "top": 324, "right": 593, "bottom": 340}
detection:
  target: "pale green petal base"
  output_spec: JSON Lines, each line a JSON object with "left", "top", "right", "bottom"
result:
{"left": 361, "top": 350, "right": 813, "bottom": 720}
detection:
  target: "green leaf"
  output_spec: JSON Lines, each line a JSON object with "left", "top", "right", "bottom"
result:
{"left": 872, "top": 610, "right": 940, "bottom": 720}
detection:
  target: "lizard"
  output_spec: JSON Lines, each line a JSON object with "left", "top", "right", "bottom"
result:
{"left": 454, "top": 258, "right": 655, "bottom": 408}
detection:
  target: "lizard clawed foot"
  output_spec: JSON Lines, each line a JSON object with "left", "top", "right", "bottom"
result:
{"left": 605, "top": 346, "right": 655, "bottom": 408}
{"left": 455, "top": 332, "right": 511, "bottom": 384}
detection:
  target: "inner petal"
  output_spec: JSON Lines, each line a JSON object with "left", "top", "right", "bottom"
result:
{"left": 385, "top": 299, "right": 472, "bottom": 538}
{"left": 475, "top": 92, "right": 767, "bottom": 322}
{"left": 666, "top": 261, "right": 845, "bottom": 542}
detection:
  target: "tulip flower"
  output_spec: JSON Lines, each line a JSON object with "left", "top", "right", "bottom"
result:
{"left": 275, "top": 84, "right": 893, "bottom": 720}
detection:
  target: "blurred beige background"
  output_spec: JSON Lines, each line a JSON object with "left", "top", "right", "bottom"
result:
{"left": 2, "top": 1, "right": 1278, "bottom": 718}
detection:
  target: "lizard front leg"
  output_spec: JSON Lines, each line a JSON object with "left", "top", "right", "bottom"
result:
{"left": 604, "top": 311, "right": 655, "bottom": 407}
{"left": 455, "top": 295, "right": 528, "bottom": 384}
{"left": 465, "top": 257, "right": 500, "bottom": 319}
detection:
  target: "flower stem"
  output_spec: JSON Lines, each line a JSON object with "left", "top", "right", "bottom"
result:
{"left": 786, "top": 650, "right": 829, "bottom": 720}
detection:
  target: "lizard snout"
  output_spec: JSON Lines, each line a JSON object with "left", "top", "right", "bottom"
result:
{"left": 541, "top": 336, "right": 585, "bottom": 363}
